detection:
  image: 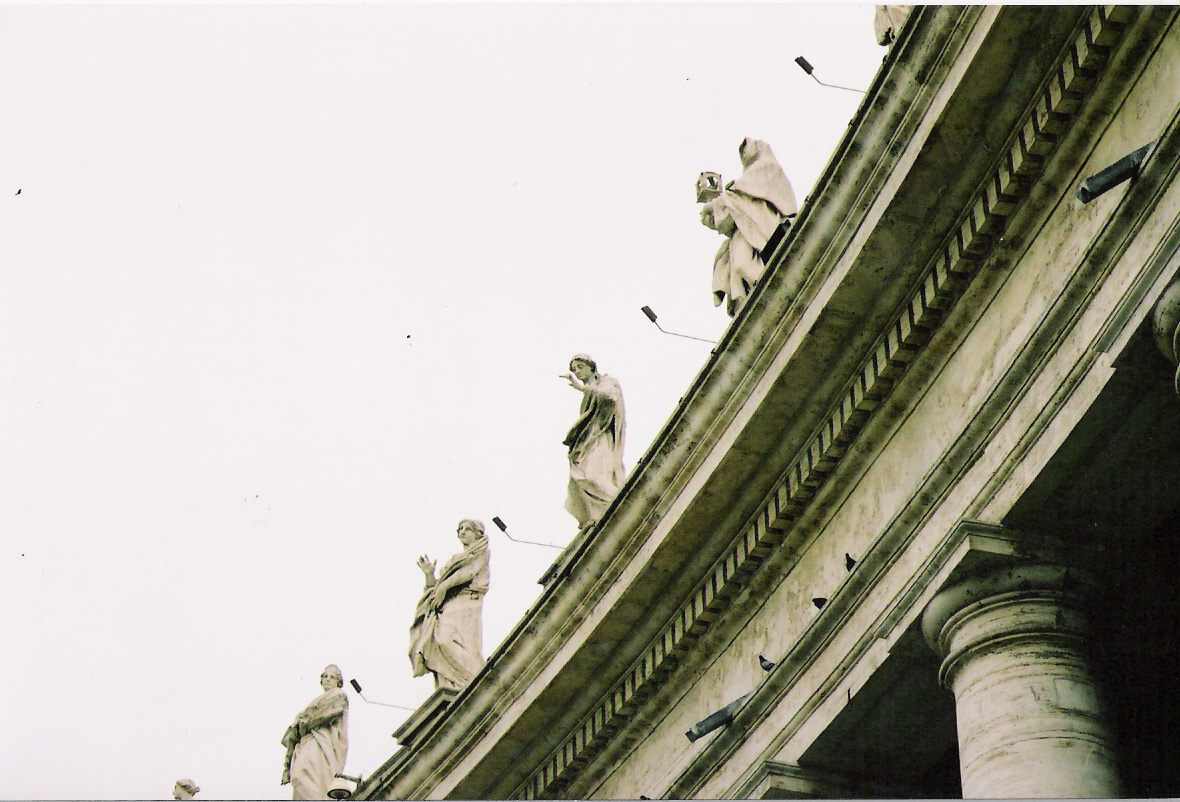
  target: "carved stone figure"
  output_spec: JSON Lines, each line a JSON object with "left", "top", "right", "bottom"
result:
{"left": 874, "top": 5, "right": 912, "bottom": 46}
{"left": 281, "top": 665, "right": 349, "bottom": 800}
{"left": 172, "top": 779, "right": 200, "bottom": 800}
{"left": 698, "top": 138, "right": 798, "bottom": 316}
{"left": 410, "top": 520, "right": 491, "bottom": 690}
{"left": 562, "top": 354, "right": 626, "bottom": 527}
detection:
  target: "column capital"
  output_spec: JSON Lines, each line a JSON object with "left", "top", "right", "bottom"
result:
{"left": 921, "top": 563, "right": 1095, "bottom": 687}
{"left": 919, "top": 561, "right": 1118, "bottom": 797}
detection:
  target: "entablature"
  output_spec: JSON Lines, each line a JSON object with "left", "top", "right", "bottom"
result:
{"left": 357, "top": 6, "right": 1167, "bottom": 799}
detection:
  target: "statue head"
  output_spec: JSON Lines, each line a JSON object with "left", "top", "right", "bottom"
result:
{"left": 569, "top": 354, "right": 597, "bottom": 381}
{"left": 320, "top": 664, "right": 344, "bottom": 691}
{"left": 696, "top": 171, "right": 722, "bottom": 203}
{"left": 173, "top": 779, "right": 200, "bottom": 800}
{"left": 738, "top": 138, "right": 772, "bottom": 168}
{"left": 457, "top": 519, "right": 487, "bottom": 548}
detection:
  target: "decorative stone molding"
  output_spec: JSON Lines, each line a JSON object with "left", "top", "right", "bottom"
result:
{"left": 514, "top": 9, "right": 1136, "bottom": 799}
{"left": 1151, "top": 277, "right": 1180, "bottom": 396}
{"left": 734, "top": 760, "right": 914, "bottom": 799}
{"left": 392, "top": 689, "right": 457, "bottom": 750}
{"left": 922, "top": 564, "right": 1119, "bottom": 797}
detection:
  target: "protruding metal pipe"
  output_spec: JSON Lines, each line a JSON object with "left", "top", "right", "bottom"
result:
{"left": 685, "top": 692, "right": 753, "bottom": 742}
{"left": 1076, "top": 141, "right": 1154, "bottom": 203}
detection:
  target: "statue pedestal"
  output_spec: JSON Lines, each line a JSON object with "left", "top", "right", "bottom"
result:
{"left": 393, "top": 688, "right": 457, "bottom": 749}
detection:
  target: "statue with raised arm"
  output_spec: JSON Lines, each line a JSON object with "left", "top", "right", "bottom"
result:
{"left": 562, "top": 354, "right": 625, "bottom": 528}
{"left": 410, "top": 519, "right": 491, "bottom": 691}
{"left": 698, "top": 138, "right": 798, "bottom": 317}
{"left": 280, "top": 665, "right": 349, "bottom": 800}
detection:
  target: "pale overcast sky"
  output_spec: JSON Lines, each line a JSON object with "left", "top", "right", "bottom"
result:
{"left": 0, "top": 4, "right": 885, "bottom": 798}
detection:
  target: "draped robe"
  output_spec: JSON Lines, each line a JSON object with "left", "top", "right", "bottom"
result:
{"left": 701, "top": 139, "right": 798, "bottom": 316}
{"left": 409, "top": 540, "right": 490, "bottom": 690}
{"left": 280, "top": 687, "right": 348, "bottom": 800}
{"left": 563, "top": 374, "right": 625, "bottom": 527}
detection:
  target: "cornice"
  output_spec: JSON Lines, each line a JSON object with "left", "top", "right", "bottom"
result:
{"left": 360, "top": 7, "right": 981, "bottom": 799}
{"left": 523, "top": 6, "right": 1143, "bottom": 799}
{"left": 360, "top": 7, "right": 1158, "bottom": 800}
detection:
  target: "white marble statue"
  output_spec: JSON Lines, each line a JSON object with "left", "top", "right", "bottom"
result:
{"left": 281, "top": 665, "right": 349, "bottom": 801}
{"left": 698, "top": 138, "right": 798, "bottom": 316}
{"left": 172, "top": 779, "right": 200, "bottom": 800}
{"left": 410, "top": 519, "right": 491, "bottom": 691}
{"left": 562, "top": 354, "right": 626, "bottom": 528}
{"left": 874, "top": 5, "right": 912, "bottom": 46}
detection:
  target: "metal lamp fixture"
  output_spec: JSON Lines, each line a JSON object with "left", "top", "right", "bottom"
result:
{"left": 492, "top": 516, "right": 563, "bottom": 549}
{"left": 348, "top": 679, "right": 418, "bottom": 712}
{"left": 794, "top": 55, "right": 866, "bottom": 94}
{"left": 640, "top": 306, "right": 715, "bottom": 344}
{"left": 329, "top": 773, "right": 363, "bottom": 800}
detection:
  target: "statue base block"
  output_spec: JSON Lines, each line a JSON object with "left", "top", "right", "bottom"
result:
{"left": 393, "top": 688, "right": 458, "bottom": 748}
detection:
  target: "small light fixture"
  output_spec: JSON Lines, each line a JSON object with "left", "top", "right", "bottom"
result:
{"left": 794, "top": 55, "right": 866, "bottom": 94}
{"left": 348, "top": 679, "right": 418, "bottom": 711}
{"left": 329, "top": 773, "right": 363, "bottom": 800}
{"left": 640, "top": 306, "right": 715, "bottom": 344}
{"left": 492, "top": 516, "right": 563, "bottom": 549}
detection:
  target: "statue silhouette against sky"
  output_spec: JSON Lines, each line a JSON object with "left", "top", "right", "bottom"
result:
{"left": 562, "top": 354, "right": 626, "bottom": 528}
{"left": 281, "top": 665, "right": 348, "bottom": 800}
{"left": 410, "top": 519, "right": 491, "bottom": 691}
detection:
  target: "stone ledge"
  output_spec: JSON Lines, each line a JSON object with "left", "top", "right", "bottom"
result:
{"left": 392, "top": 688, "right": 457, "bottom": 749}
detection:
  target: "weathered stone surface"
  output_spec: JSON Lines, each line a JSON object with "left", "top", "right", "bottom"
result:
{"left": 924, "top": 565, "right": 1119, "bottom": 798}
{"left": 874, "top": 5, "right": 911, "bottom": 46}
{"left": 1151, "top": 278, "right": 1180, "bottom": 395}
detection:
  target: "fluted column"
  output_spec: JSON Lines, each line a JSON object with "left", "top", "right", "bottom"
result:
{"left": 1151, "top": 277, "right": 1180, "bottom": 397}
{"left": 922, "top": 564, "right": 1119, "bottom": 798}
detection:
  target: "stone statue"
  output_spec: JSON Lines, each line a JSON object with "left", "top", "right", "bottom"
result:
{"left": 410, "top": 519, "right": 491, "bottom": 690}
{"left": 562, "top": 354, "right": 626, "bottom": 527}
{"left": 281, "top": 665, "right": 349, "bottom": 800}
{"left": 698, "top": 138, "right": 798, "bottom": 316}
{"left": 874, "top": 5, "right": 912, "bottom": 46}
{"left": 172, "top": 779, "right": 200, "bottom": 800}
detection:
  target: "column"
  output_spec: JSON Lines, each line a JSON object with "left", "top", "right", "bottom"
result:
{"left": 1151, "top": 276, "right": 1179, "bottom": 397}
{"left": 921, "top": 563, "right": 1119, "bottom": 798}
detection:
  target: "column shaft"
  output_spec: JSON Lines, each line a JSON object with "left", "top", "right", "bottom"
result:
{"left": 924, "top": 565, "right": 1119, "bottom": 798}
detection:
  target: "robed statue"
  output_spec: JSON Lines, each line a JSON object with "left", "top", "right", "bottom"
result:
{"left": 281, "top": 664, "right": 349, "bottom": 800}
{"left": 562, "top": 354, "right": 625, "bottom": 528}
{"left": 410, "top": 519, "right": 491, "bottom": 690}
{"left": 698, "top": 138, "right": 798, "bottom": 317}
